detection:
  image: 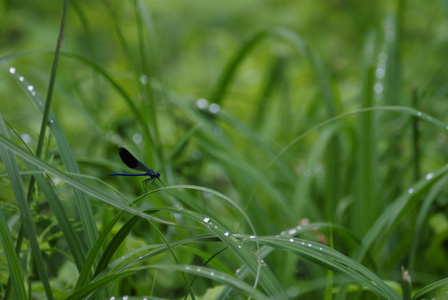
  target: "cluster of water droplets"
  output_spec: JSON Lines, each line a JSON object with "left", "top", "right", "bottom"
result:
{"left": 373, "top": 52, "right": 387, "bottom": 102}
{"left": 196, "top": 98, "right": 220, "bottom": 114}
{"left": 9, "top": 66, "right": 38, "bottom": 97}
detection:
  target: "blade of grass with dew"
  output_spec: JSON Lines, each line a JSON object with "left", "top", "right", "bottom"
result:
{"left": 354, "top": 163, "right": 448, "bottom": 262}
{"left": 0, "top": 64, "right": 98, "bottom": 251}
{"left": 0, "top": 205, "right": 27, "bottom": 299}
{"left": 256, "top": 236, "right": 401, "bottom": 300}
{"left": 160, "top": 207, "right": 288, "bottom": 299}
{"left": 0, "top": 115, "right": 54, "bottom": 299}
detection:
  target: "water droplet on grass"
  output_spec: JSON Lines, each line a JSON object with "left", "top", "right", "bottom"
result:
{"left": 9, "top": 67, "right": 16, "bottom": 74}
{"left": 27, "top": 85, "right": 34, "bottom": 92}
{"left": 214, "top": 127, "right": 223, "bottom": 136}
{"left": 203, "top": 217, "right": 210, "bottom": 223}
{"left": 249, "top": 235, "right": 256, "bottom": 239}
{"left": 209, "top": 103, "right": 220, "bottom": 114}
{"left": 224, "top": 232, "right": 229, "bottom": 236}
{"left": 140, "top": 75, "right": 148, "bottom": 84}
{"left": 196, "top": 98, "right": 208, "bottom": 109}
{"left": 132, "top": 133, "right": 142, "bottom": 144}
{"left": 192, "top": 150, "right": 202, "bottom": 160}
{"left": 21, "top": 134, "right": 31, "bottom": 143}
{"left": 19, "top": 76, "right": 24, "bottom": 81}
{"left": 289, "top": 238, "right": 294, "bottom": 242}
{"left": 408, "top": 188, "right": 414, "bottom": 194}
{"left": 375, "top": 67, "right": 385, "bottom": 78}
{"left": 425, "top": 173, "right": 434, "bottom": 180}
{"left": 374, "top": 83, "right": 383, "bottom": 94}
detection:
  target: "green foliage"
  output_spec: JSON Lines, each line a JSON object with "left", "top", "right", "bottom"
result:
{"left": 1, "top": 1, "right": 448, "bottom": 299}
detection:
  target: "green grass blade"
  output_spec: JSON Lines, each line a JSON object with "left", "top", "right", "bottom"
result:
{"left": 25, "top": 161, "right": 86, "bottom": 271}
{"left": 412, "top": 278, "right": 448, "bottom": 300}
{"left": 0, "top": 205, "right": 27, "bottom": 299}
{"left": 151, "top": 264, "right": 269, "bottom": 300}
{"left": 0, "top": 115, "right": 54, "bottom": 300}
{"left": 1, "top": 64, "right": 99, "bottom": 250}
{"left": 256, "top": 236, "right": 401, "bottom": 300}
{"left": 93, "top": 210, "right": 159, "bottom": 278}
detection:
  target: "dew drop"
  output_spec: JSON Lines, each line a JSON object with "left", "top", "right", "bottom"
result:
{"left": 110, "top": 297, "right": 116, "bottom": 300}
{"left": 213, "top": 127, "right": 223, "bottom": 136}
{"left": 238, "top": 245, "right": 242, "bottom": 249}
{"left": 214, "top": 226, "right": 217, "bottom": 229}
{"left": 417, "top": 112, "right": 422, "bottom": 116}
{"left": 408, "top": 188, "right": 414, "bottom": 194}
{"left": 178, "top": 206, "right": 183, "bottom": 211}
{"left": 319, "top": 247, "right": 323, "bottom": 250}
{"left": 186, "top": 266, "right": 190, "bottom": 270}
{"left": 203, "top": 217, "right": 210, "bottom": 223}
{"left": 288, "top": 228, "right": 297, "bottom": 235}
{"left": 378, "top": 52, "right": 388, "bottom": 63}
{"left": 249, "top": 235, "right": 256, "bottom": 239}
{"left": 209, "top": 103, "right": 220, "bottom": 114}
{"left": 50, "top": 119, "right": 54, "bottom": 124}
{"left": 132, "top": 133, "right": 142, "bottom": 144}
{"left": 31, "top": 91, "right": 36, "bottom": 96}
{"left": 139, "top": 256, "right": 142, "bottom": 259}
{"left": 19, "top": 76, "right": 24, "bottom": 82}
{"left": 27, "top": 85, "right": 34, "bottom": 92}
{"left": 196, "top": 98, "right": 208, "bottom": 109}
{"left": 280, "top": 231, "right": 286, "bottom": 235}
{"left": 21, "top": 133, "right": 31, "bottom": 143}
{"left": 224, "top": 232, "right": 229, "bottom": 236}
{"left": 140, "top": 75, "right": 148, "bottom": 84}
{"left": 308, "top": 243, "right": 312, "bottom": 247}
{"left": 301, "top": 241, "right": 306, "bottom": 245}
{"left": 210, "top": 272, "right": 215, "bottom": 276}
{"left": 123, "top": 296, "right": 129, "bottom": 300}
{"left": 192, "top": 150, "right": 202, "bottom": 160}
{"left": 9, "top": 67, "right": 16, "bottom": 74}
{"left": 296, "top": 225, "right": 302, "bottom": 230}
{"left": 236, "top": 268, "right": 241, "bottom": 273}
{"left": 375, "top": 67, "right": 385, "bottom": 79}
{"left": 374, "top": 83, "right": 383, "bottom": 94}
{"left": 425, "top": 173, "right": 434, "bottom": 180}
{"left": 289, "top": 238, "right": 294, "bottom": 242}
{"left": 385, "top": 30, "right": 395, "bottom": 41}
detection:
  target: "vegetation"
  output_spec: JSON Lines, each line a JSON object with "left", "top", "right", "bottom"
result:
{"left": 1, "top": 1, "right": 448, "bottom": 299}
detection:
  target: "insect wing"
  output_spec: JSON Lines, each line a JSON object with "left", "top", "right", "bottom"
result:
{"left": 118, "top": 147, "right": 152, "bottom": 173}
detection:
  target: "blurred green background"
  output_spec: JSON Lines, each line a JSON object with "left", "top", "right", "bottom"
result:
{"left": 1, "top": 0, "right": 448, "bottom": 299}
